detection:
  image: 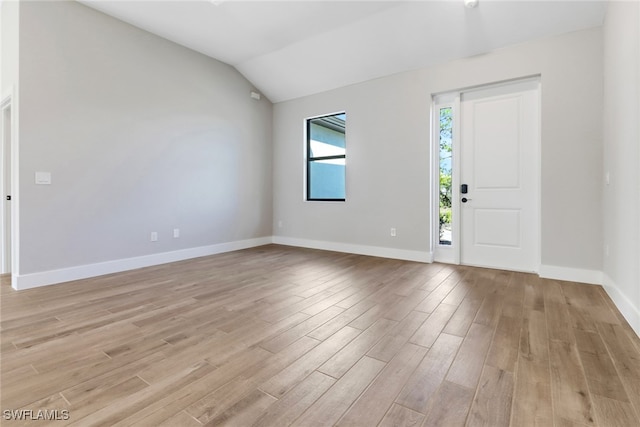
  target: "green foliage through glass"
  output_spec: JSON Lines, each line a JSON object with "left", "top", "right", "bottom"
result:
{"left": 439, "top": 107, "right": 453, "bottom": 245}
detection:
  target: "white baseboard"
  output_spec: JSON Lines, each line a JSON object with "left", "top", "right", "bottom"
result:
{"left": 272, "top": 236, "right": 433, "bottom": 263}
{"left": 13, "top": 237, "right": 273, "bottom": 290}
{"left": 602, "top": 274, "right": 640, "bottom": 337}
{"left": 538, "top": 264, "right": 603, "bottom": 285}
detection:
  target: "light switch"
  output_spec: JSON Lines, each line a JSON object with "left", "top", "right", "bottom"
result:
{"left": 35, "top": 171, "right": 51, "bottom": 185}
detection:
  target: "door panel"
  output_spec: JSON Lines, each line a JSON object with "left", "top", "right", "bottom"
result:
{"left": 474, "top": 209, "right": 520, "bottom": 247}
{"left": 460, "top": 80, "right": 538, "bottom": 272}
{"left": 473, "top": 97, "right": 520, "bottom": 189}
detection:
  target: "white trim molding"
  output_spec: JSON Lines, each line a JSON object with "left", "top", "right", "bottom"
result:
{"left": 273, "top": 236, "right": 433, "bottom": 263}
{"left": 13, "top": 237, "right": 273, "bottom": 290}
{"left": 1, "top": 85, "right": 19, "bottom": 289}
{"left": 603, "top": 274, "right": 640, "bottom": 337}
{"left": 538, "top": 264, "right": 603, "bottom": 285}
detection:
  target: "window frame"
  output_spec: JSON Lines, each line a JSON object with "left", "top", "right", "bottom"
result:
{"left": 305, "top": 112, "right": 346, "bottom": 202}
{"left": 432, "top": 93, "right": 461, "bottom": 265}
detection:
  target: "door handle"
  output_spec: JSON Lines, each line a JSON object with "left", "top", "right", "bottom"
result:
{"left": 461, "top": 197, "right": 471, "bottom": 203}
{"left": 5, "top": 195, "right": 10, "bottom": 201}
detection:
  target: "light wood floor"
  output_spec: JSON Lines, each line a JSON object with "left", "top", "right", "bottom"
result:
{"left": 1, "top": 245, "right": 639, "bottom": 426}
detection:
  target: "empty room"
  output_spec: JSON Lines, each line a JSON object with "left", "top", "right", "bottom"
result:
{"left": 1, "top": 0, "right": 639, "bottom": 425}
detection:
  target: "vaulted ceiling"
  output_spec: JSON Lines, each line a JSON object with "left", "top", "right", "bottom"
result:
{"left": 79, "top": 0, "right": 607, "bottom": 103}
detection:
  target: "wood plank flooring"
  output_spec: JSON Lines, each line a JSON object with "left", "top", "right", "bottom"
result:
{"left": 1, "top": 244, "right": 639, "bottom": 426}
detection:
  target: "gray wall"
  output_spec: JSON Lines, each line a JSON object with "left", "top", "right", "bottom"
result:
{"left": 17, "top": 1, "right": 272, "bottom": 274}
{"left": 1, "top": 0, "right": 19, "bottom": 94}
{"left": 273, "top": 27, "right": 603, "bottom": 272}
{"left": 603, "top": 0, "right": 640, "bottom": 334}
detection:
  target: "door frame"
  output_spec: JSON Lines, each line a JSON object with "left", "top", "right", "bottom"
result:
{"left": 432, "top": 76, "right": 541, "bottom": 272}
{"left": 432, "top": 92, "right": 461, "bottom": 264}
{"left": 1, "top": 87, "right": 19, "bottom": 284}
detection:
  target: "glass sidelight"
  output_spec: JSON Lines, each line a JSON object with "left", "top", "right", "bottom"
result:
{"left": 439, "top": 107, "right": 453, "bottom": 245}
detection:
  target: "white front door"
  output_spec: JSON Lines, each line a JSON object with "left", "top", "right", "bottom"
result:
{"left": 459, "top": 80, "right": 539, "bottom": 272}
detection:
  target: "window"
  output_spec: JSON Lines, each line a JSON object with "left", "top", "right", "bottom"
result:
{"left": 306, "top": 112, "right": 346, "bottom": 201}
{"left": 439, "top": 106, "right": 453, "bottom": 245}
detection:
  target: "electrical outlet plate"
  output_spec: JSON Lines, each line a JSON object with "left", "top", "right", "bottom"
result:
{"left": 35, "top": 171, "right": 52, "bottom": 185}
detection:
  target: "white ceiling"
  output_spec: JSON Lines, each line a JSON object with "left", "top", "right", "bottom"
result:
{"left": 79, "top": 0, "right": 607, "bottom": 103}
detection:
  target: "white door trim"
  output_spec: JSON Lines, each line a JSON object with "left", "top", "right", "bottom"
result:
{"left": 1, "top": 86, "right": 20, "bottom": 287}
{"left": 432, "top": 93, "right": 461, "bottom": 264}
{"left": 1, "top": 94, "right": 12, "bottom": 275}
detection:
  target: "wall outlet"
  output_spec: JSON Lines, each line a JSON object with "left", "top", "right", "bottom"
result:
{"left": 173, "top": 228, "right": 180, "bottom": 238}
{"left": 150, "top": 232, "right": 158, "bottom": 242}
{"left": 390, "top": 227, "right": 397, "bottom": 237}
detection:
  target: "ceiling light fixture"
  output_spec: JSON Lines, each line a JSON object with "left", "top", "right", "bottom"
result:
{"left": 464, "top": 0, "right": 479, "bottom": 8}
